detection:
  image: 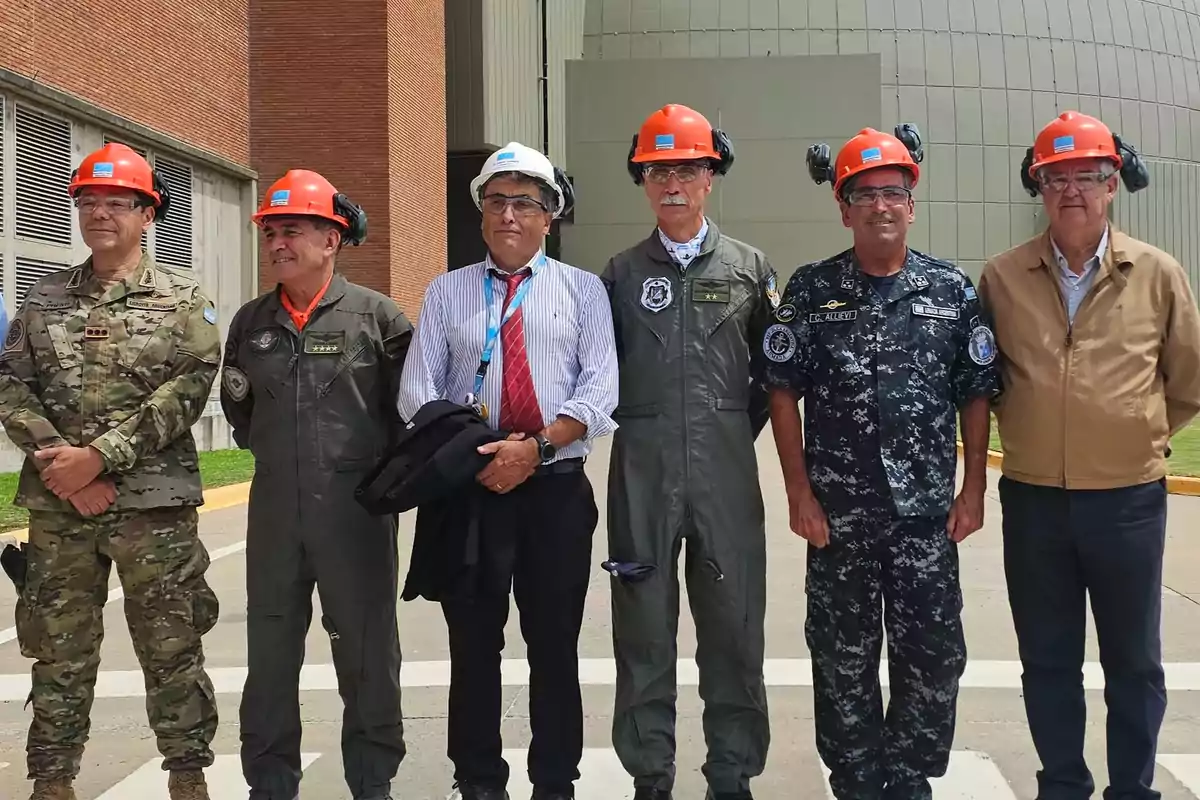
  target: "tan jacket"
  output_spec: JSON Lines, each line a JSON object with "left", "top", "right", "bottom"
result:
{"left": 978, "top": 228, "right": 1200, "bottom": 489}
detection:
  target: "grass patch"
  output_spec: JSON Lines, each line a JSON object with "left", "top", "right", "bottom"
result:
{"left": 0, "top": 448, "right": 255, "bottom": 532}
{"left": 982, "top": 415, "right": 1200, "bottom": 477}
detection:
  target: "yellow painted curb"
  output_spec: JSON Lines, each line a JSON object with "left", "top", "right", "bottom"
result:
{"left": 2, "top": 480, "right": 253, "bottom": 545}
{"left": 955, "top": 443, "right": 1200, "bottom": 497}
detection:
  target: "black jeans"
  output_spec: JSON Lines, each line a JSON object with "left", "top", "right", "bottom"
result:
{"left": 999, "top": 477, "right": 1168, "bottom": 800}
{"left": 441, "top": 468, "right": 598, "bottom": 794}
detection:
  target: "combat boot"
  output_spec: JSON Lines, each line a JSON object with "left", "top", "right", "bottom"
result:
{"left": 29, "top": 778, "right": 76, "bottom": 800}
{"left": 168, "top": 769, "right": 210, "bottom": 800}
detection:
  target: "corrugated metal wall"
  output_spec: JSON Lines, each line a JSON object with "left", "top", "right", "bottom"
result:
{"left": 482, "top": 0, "right": 541, "bottom": 150}
{"left": 445, "top": 0, "right": 484, "bottom": 149}
{"left": 446, "top": 0, "right": 586, "bottom": 162}
{"left": 1114, "top": 158, "right": 1200, "bottom": 295}
{"left": 546, "top": 0, "right": 587, "bottom": 165}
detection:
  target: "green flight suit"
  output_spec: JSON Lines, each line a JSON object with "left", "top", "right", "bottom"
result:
{"left": 220, "top": 272, "right": 413, "bottom": 800}
{"left": 601, "top": 222, "right": 777, "bottom": 797}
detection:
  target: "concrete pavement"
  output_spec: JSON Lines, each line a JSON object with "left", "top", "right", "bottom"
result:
{"left": 0, "top": 435, "right": 1199, "bottom": 799}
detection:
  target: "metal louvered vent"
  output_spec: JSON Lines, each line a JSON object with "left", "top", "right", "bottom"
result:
{"left": 153, "top": 157, "right": 194, "bottom": 270}
{"left": 15, "top": 257, "right": 67, "bottom": 307}
{"left": 0, "top": 96, "right": 5, "bottom": 236}
{"left": 101, "top": 134, "right": 148, "bottom": 249}
{"left": 14, "top": 105, "right": 72, "bottom": 246}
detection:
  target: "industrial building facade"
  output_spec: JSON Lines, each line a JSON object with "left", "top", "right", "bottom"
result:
{"left": 1, "top": 0, "right": 1199, "bottom": 466}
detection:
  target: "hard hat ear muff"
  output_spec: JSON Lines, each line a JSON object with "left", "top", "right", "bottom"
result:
{"left": 626, "top": 134, "right": 645, "bottom": 185}
{"left": 553, "top": 166, "right": 575, "bottom": 219}
{"left": 1113, "top": 134, "right": 1150, "bottom": 193}
{"left": 333, "top": 193, "right": 368, "bottom": 246}
{"left": 1019, "top": 147, "right": 1041, "bottom": 197}
{"left": 711, "top": 129, "right": 735, "bottom": 175}
{"left": 151, "top": 169, "right": 171, "bottom": 223}
{"left": 894, "top": 123, "right": 925, "bottom": 164}
{"left": 806, "top": 143, "right": 835, "bottom": 186}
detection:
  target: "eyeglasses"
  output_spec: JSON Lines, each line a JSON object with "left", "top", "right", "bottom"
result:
{"left": 643, "top": 164, "right": 708, "bottom": 184}
{"left": 1037, "top": 170, "right": 1114, "bottom": 193}
{"left": 482, "top": 194, "right": 548, "bottom": 217}
{"left": 74, "top": 197, "right": 144, "bottom": 215}
{"left": 844, "top": 186, "right": 912, "bottom": 207}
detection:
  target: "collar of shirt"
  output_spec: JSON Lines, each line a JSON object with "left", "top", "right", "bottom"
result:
{"left": 657, "top": 218, "right": 709, "bottom": 269}
{"left": 1051, "top": 226, "right": 1108, "bottom": 284}
{"left": 485, "top": 250, "right": 542, "bottom": 277}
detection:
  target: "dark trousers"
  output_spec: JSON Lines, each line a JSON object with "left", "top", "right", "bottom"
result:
{"left": 999, "top": 477, "right": 1168, "bottom": 800}
{"left": 240, "top": 475, "right": 406, "bottom": 800}
{"left": 441, "top": 468, "right": 598, "bottom": 794}
{"left": 805, "top": 512, "right": 965, "bottom": 800}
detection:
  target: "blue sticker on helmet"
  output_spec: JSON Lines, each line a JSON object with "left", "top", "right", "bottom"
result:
{"left": 860, "top": 147, "right": 882, "bottom": 164}
{"left": 655, "top": 134, "right": 675, "bottom": 150}
{"left": 497, "top": 151, "right": 516, "bottom": 161}
{"left": 269, "top": 189, "right": 290, "bottom": 206}
{"left": 92, "top": 162, "right": 115, "bottom": 178}
{"left": 1053, "top": 135, "right": 1075, "bottom": 153}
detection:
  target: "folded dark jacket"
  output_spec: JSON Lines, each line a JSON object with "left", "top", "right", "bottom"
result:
{"left": 355, "top": 399, "right": 506, "bottom": 515}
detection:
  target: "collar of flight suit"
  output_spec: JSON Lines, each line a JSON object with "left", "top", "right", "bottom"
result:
{"left": 835, "top": 247, "right": 937, "bottom": 303}
{"left": 270, "top": 270, "right": 349, "bottom": 335}
{"left": 66, "top": 252, "right": 174, "bottom": 302}
{"left": 641, "top": 218, "right": 721, "bottom": 268}
{"left": 1031, "top": 225, "right": 1130, "bottom": 290}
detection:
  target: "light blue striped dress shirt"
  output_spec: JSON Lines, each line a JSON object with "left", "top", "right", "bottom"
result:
{"left": 397, "top": 250, "right": 619, "bottom": 462}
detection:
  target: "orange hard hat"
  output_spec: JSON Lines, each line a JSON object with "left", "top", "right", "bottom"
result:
{"left": 626, "top": 104, "right": 735, "bottom": 184}
{"left": 252, "top": 169, "right": 368, "bottom": 245}
{"left": 832, "top": 127, "right": 921, "bottom": 195}
{"left": 630, "top": 104, "right": 722, "bottom": 164}
{"left": 68, "top": 142, "right": 163, "bottom": 206}
{"left": 1028, "top": 111, "right": 1122, "bottom": 176}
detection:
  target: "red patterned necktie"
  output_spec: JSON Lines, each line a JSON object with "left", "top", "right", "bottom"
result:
{"left": 499, "top": 270, "right": 544, "bottom": 434}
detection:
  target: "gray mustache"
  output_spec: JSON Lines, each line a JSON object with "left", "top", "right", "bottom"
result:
{"left": 661, "top": 194, "right": 688, "bottom": 205}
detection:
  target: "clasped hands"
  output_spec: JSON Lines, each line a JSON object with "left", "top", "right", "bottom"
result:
{"left": 33, "top": 445, "right": 115, "bottom": 517}
{"left": 475, "top": 432, "right": 540, "bottom": 495}
{"left": 786, "top": 481, "right": 985, "bottom": 548}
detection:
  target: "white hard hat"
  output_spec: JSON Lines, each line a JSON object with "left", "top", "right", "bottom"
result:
{"left": 470, "top": 142, "right": 566, "bottom": 218}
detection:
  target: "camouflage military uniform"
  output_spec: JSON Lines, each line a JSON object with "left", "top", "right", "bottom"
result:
{"left": 762, "top": 248, "right": 999, "bottom": 800}
{"left": 0, "top": 255, "right": 221, "bottom": 782}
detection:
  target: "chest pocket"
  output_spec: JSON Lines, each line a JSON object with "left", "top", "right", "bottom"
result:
{"left": 904, "top": 299, "right": 960, "bottom": 380}
{"left": 693, "top": 275, "right": 753, "bottom": 339}
{"left": 317, "top": 331, "right": 377, "bottom": 397}
{"left": 118, "top": 297, "right": 180, "bottom": 380}
{"left": 812, "top": 302, "right": 873, "bottom": 384}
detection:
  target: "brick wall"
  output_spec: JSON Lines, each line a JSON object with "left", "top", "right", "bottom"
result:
{"left": 388, "top": 0, "right": 447, "bottom": 319}
{"left": 0, "top": 0, "right": 251, "bottom": 165}
{"left": 250, "top": 0, "right": 446, "bottom": 316}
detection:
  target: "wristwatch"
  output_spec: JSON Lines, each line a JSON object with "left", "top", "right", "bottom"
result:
{"left": 532, "top": 433, "right": 557, "bottom": 464}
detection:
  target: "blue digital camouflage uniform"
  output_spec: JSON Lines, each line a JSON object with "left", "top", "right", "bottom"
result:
{"left": 761, "top": 247, "right": 1000, "bottom": 800}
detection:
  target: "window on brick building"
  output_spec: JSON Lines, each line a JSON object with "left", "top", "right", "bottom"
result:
{"left": 4, "top": 100, "right": 74, "bottom": 309}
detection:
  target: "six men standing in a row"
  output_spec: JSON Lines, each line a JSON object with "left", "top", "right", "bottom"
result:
{"left": 0, "top": 105, "right": 1196, "bottom": 800}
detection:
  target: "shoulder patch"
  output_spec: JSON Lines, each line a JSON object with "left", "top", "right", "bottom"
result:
{"left": 968, "top": 325, "right": 997, "bottom": 365}
{"left": 203, "top": 306, "right": 217, "bottom": 325}
{"left": 763, "top": 323, "right": 797, "bottom": 363}
{"left": 3, "top": 319, "right": 25, "bottom": 353}
{"left": 222, "top": 366, "right": 250, "bottom": 401}
{"left": 964, "top": 285, "right": 977, "bottom": 301}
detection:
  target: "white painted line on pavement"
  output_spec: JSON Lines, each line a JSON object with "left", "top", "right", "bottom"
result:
{"left": 0, "top": 540, "right": 246, "bottom": 647}
{"left": 502, "top": 748, "right": 633, "bottom": 800}
{"left": 4, "top": 659, "right": 1200, "bottom": 702}
{"left": 1158, "top": 754, "right": 1200, "bottom": 795}
{"left": 821, "top": 750, "right": 1017, "bottom": 799}
{"left": 94, "top": 752, "right": 320, "bottom": 799}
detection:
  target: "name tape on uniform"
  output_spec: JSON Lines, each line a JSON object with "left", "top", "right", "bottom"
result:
{"left": 809, "top": 310, "right": 858, "bottom": 323}
{"left": 912, "top": 303, "right": 959, "bottom": 320}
